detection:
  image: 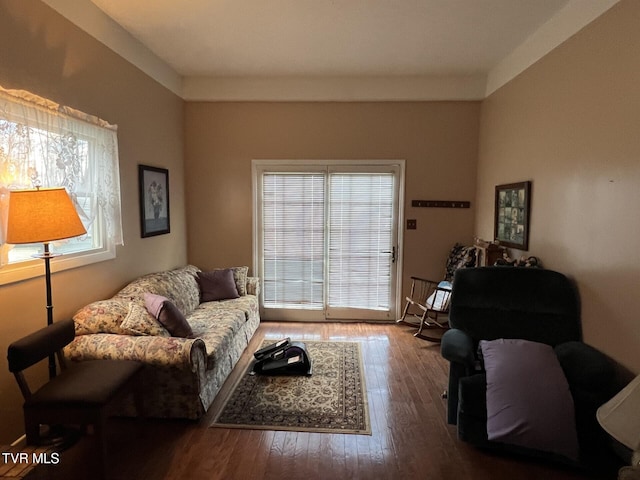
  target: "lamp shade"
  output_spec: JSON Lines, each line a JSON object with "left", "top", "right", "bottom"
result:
{"left": 597, "top": 374, "right": 640, "bottom": 451}
{"left": 6, "top": 188, "right": 87, "bottom": 244}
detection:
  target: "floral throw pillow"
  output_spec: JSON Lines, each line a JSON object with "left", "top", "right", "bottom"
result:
{"left": 72, "top": 299, "right": 130, "bottom": 335}
{"left": 229, "top": 266, "right": 249, "bottom": 296}
{"left": 120, "top": 302, "right": 170, "bottom": 337}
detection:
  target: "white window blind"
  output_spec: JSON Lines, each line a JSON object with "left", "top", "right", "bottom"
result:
{"left": 328, "top": 173, "right": 394, "bottom": 311}
{"left": 262, "top": 173, "right": 325, "bottom": 309}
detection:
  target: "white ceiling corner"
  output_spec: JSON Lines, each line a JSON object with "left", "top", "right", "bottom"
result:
{"left": 485, "top": 0, "right": 622, "bottom": 96}
{"left": 40, "top": 0, "right": 183, "bottom": 95}
{"left": 41, "top": 0, "right": 620, "bottom": 101}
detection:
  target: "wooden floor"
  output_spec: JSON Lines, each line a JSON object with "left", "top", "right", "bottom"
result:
{"left": 39, "top": 322, "right": 621, "bottom": 480}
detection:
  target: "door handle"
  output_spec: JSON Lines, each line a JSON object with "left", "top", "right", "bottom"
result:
{"left": 382, "top": 246, "right": 396, "bottom": 263}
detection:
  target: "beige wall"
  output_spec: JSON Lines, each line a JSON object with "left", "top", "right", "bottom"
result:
{"left": 0, "top": 1, "right": 187, "bottom": 442}
{"left": 185, "top": 101, "right": 480, "bottom": 303}
{"left": 475, "top": 0, "right": 640, "bottom": 373}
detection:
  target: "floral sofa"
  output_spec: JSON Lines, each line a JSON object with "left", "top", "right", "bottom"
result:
{"left": 64, "top": 265, "right": 260, "bottom": 419}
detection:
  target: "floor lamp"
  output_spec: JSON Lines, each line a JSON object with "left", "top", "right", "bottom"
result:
{"left": 6, "top": 187, "right": 87, "bottom": 380}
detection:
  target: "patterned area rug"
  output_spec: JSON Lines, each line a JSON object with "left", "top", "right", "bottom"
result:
{"left": 211, "top": 341, "right": 371, "bottom": 435}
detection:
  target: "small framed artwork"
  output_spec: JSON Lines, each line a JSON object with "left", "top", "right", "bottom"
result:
{"left": 139, "top": 164, "right": 170, "bottom": 237}
{"left": 494, "top": 181, "right": 531, "bottom": 250}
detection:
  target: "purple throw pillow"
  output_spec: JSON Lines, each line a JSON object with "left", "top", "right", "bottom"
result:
{"left": 480, "top": 338, "right": 579, "bottom": 461}
{"left": 144, "top": 292, "right": 167, "bottom": 318}
{"left": 157, "top": 301, "right": 193, "bottom": 338}
{"left": 197, "top": 269, "right": 240, "bottom": 302}
{"left": 144, "top": 292, "right": 192, "bottom": 338}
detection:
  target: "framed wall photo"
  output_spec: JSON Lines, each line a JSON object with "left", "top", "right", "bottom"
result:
{"left": 139, "top": 164, "right": 170, "bottom": 237}
{"left": 494, "top": 181, "right": 531, "bottom": 250}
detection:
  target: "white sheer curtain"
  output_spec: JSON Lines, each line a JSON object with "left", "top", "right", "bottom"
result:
{"left": 0, "top": 85, "right": 123, "bottom": 265}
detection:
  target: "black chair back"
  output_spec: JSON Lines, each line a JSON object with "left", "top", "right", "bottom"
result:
{"left": 7, "top": 319, "right": 75, "bottom": 373}
{"left": 449, "top": 267, "right": 581, "bottom": 347}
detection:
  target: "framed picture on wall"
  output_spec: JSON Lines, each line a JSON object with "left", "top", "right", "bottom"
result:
{"left": 494, "top": 181, "right": 531, "bottom": 250}
{"left": 139, "top": 164, "right": 170, "bottom": 237}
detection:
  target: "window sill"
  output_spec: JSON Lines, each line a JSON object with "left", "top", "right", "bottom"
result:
{"left": 0, "top": 247, "right": 115, "bottom": 285}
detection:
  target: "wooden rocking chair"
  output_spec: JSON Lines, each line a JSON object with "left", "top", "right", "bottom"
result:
{"left": 398, "top": 276, "right": 453, "bottom": 342}
{"left": 398, "top": 243, "right": 481, "bottom": 342}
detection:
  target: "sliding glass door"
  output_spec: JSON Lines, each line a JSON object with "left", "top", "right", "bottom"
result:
{"left": 254, "top": 161, "right": 403, "bottom": 321}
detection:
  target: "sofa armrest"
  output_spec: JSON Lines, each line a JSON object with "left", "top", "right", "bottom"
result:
{"left": 441, "top": 328, "right": 476, "bottom": 371}
{"left": 246, "top": 276, "right": 260, "bottom": 296}
{"left": 64, "top": 333, "right": 207, "bottom": 372}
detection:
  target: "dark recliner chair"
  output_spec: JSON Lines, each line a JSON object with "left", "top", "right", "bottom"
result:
{"left": 441, "top": 267, "right": 615, "bottom": 463}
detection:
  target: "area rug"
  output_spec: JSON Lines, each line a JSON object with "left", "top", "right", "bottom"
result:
{"left": 211, "top": 341, "right": 371, "bottom": 435}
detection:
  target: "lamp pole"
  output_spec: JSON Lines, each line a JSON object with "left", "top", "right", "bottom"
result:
{"left": 40, "top": 242, "right": 56, "bottom": 379}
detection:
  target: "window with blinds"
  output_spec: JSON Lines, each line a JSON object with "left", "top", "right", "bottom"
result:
{"left": 328, "top": 173, "right": 394, "bottom": 311}
{"left": 259, "top": 164, "right": 399, "bottom": 319}
{"left": 262, "top": 173, "right": 325, "bottom": 309}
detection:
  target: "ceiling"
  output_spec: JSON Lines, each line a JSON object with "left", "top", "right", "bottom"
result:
{"left": 91, "top": 0, "right": 569, "bottom": 78}
{"left": 43, "top": 0, "right": 620, "bottom": 100}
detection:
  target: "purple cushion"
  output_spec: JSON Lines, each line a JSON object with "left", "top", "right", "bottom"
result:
{"left": 144, "top": 292, "right": 192, "bottom": 338}
{"left": 144, "top": 292, "right": 167, "bottom": 318}
{"left": 480, "top": 338, "right": 579, "bottom": 461}
{"left": 157, "top": 301, "right": 193, "bottom": 338}
{"left": 197, "top": 269, "right": 240, "bottom": 302}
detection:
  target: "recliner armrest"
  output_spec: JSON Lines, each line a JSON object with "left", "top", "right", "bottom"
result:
{"left": 554, "top": 341, "right": 614, "bottom": 394}
{"left": 554, "top": 341, "right": 616, "bottom": 456}
{"left": 441, "top": 328, "right": 475, "bottom": 371}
